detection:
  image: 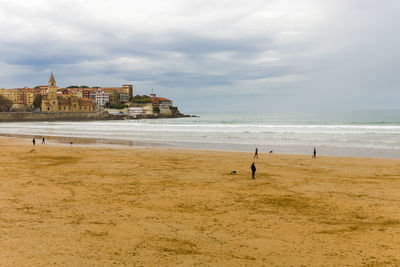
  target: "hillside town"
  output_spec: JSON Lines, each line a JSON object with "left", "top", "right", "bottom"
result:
{"left": 0, "top": 73, "right": 183, "bottom": 118}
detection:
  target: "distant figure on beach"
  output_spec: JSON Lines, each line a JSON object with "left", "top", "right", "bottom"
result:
{"left": 269, "top": 150, "right": 273, "bottom": 154}
{"left": 313, "top": 148, "right": 317, "bottom": 158}
{"left": 70, "top": 141, "right": 73, "bottom": 145}
{"left": 251, "top": 162, "right": 256, "bottom": 179}
{"left": 254, "top": 147, "right": 258, "bottom": 159}
{"left": 42, "top": 137, "right": 45, "bottom": 144}
{"left": 32, "top": 138, "right": 35, "bottom": 146}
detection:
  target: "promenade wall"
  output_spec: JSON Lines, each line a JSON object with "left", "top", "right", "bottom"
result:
{"left": 0, "top": 112, "right": 115, "bottom": 122}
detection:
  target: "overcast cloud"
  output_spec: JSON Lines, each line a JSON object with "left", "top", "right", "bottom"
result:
{"left": 0, "top": 0, "right": 399, "bottom": 113}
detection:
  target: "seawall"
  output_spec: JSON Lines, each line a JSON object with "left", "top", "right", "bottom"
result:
{"left": 0, "top": 112, "right": 117, "bottom": 122}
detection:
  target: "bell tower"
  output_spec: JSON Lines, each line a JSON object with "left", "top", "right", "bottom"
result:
{"left": 48, "top": 72, "right": 57, "bottom": 100}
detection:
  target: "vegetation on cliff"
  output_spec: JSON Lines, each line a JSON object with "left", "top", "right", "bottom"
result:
{"left": 129, "top": 95, "right": 151, "bottom": 103}
{"left": 104, "top": 102, "right": 128, "bottom": 109}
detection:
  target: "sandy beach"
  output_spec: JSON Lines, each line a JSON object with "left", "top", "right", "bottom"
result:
{"left": 1, "top": 136, "right": 400, "bottom": 266}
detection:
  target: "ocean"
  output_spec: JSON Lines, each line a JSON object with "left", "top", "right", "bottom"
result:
{"left": 0, "top": 110, "right": 400, "bottom": 158}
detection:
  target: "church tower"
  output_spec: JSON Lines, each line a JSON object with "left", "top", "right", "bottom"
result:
{"left": 48, "top": 72, "right": 57, "bottom": 100}
{"left": 44, "top": 72, "right": 59, "bottom": 112}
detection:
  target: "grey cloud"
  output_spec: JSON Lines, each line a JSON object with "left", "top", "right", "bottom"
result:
{"left": 0, "top": 0, "right": 400, "bottom": 113}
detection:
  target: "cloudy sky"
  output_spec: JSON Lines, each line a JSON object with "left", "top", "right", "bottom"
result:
{"left": 0, "top": 0, "right": 399, "bottom": 113}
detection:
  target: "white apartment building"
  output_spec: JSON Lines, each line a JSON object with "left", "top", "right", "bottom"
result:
{"left": 95, "top": 90, "right": 110, "bottom": 107}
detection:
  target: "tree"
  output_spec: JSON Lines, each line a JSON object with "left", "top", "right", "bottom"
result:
{"left": 0, "top": 95, "right": 13, "bottom": 112}
{"left": 107, "top": 103, "right": 128, "bottom": 109}
{"left": 33, "top": 94, "right": 42, "bottom": 109}
{"left": 80, "top": 85, "right": 89, "bottom": 88}
{"left": 131, "top": 94, "right": 151, "bottom": 103}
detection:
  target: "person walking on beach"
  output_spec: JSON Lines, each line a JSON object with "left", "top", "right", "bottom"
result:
{"left": 42, "top": 137, "right": 45, "bottom": 144}
{"left": 254, "top": 147, "right": 258, "bottom": 159}
{"left": 251, "top": 162, "right": 256, "bottom": 179}
{"left": 32, "top": 138, "right": 35, "bottom": 146}
{"left": 312, "top": 148, "right": 317, "bottom": 158}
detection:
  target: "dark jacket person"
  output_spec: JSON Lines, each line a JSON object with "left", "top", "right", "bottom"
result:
{"left": 251, "top": 163, "right": 256, "bottom": 179}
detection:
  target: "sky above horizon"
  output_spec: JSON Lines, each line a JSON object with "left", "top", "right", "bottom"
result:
{"left": 0, "top": 0, "right": 399, "bottom": 113}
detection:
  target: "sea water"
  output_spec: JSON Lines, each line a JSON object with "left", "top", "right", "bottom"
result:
{"left": 0, "top": 110, "right": 400, "bottom": 158}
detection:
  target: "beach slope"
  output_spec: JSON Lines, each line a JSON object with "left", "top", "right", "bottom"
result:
{"left": 0, "top": 137, "right": 400, "bottom": 266}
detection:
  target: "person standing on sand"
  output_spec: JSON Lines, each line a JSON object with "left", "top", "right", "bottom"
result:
{"left": 251, "top": 162, "right": 256, "bottom": 179}
{"left": 32, "top": 138, "right": 35, "bottom": 146}
{"left": 42, "top": 137, "right": 45, "bottom": 144}
{"left": 254, "top": 147, "right": 258, "bottom": 159}
{"left": 312, "top": 148, "right": 317, "bottom": 158}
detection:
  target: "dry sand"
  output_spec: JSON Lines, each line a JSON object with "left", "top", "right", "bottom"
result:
{"left": 0, "top": 137, "right": 400, "bottom": 266}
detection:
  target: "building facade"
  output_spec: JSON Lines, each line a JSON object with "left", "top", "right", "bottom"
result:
{"left": 41, "top": 73, "right": 96, "bottom": 112}
{"left": 150, "top": 94, "right": 173, "bottom": 115}
{"left": 0, "top": 75, "right": 141, "bottom": 112}
{"left": 95, "top": 90, "right": 110, "bottom": 107}
{"left": 0, "top": 89, "right": 21, "bottom": 103}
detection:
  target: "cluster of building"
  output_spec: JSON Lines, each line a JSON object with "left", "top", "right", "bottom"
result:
{"left": 126, "top": 93, "right": 175, "bottom": 116}
{"left": 0, "top": 73, "right": 177, "bottom": 116}
{"left": 0, "top": 73, "right": 133, "bottom": 112}
{"left": 41, "top": 73, "right": 98, "bottom": 112}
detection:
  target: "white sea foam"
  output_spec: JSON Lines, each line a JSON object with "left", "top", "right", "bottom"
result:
{"left": 1, "top": 112, "right": 400, "bottom": 158}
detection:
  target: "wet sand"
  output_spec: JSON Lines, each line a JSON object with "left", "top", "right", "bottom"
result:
{"left": 1, "top": 132, "right": 400, "bottom": 159}
{"left": 1, "top": 137, "right": 400, "bottom": 266}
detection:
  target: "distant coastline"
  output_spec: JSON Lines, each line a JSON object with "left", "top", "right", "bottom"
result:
{"left": 0, "top": 73, "right": 189, "bottom": 119}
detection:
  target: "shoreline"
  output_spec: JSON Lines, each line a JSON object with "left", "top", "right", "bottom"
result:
{"left": 1, "top": 133, "right": 399, "bottom": 160}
